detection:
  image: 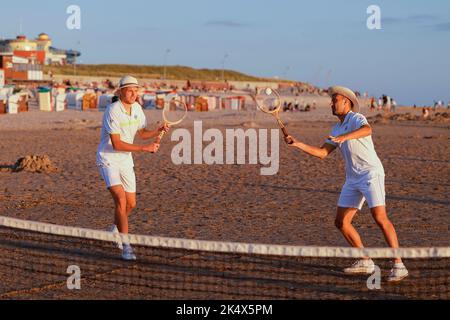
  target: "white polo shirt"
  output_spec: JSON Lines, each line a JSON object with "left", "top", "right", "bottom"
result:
{"left": 325, "top": 111, "right": 384, "bottom": 183}
{"left": 96, "top": 100, "right": 147, "bottom": 168}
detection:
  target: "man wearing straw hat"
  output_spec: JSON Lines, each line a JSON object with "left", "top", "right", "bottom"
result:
{"left": 285, "top": 86, "right": 408, "bottom": 282}
{"left": 97, "top": 76, "right": 169, "bottom": 260}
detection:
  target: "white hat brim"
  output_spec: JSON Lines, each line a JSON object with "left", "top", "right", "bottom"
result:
{"left": 328, "top": 86, "right": 360, "bottom": 112}
{"left": 118, "top": 83, "right": 142, "bottom": 90}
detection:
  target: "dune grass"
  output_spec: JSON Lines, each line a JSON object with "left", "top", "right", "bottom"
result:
{"left": 44, "top": 64, "right": 285, "bottom": 82}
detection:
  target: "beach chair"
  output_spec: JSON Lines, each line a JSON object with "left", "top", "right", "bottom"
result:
{"left": 7, "top": 95, "right": 19, "bottom": 114}
{"left": 38, "top": 90, "right": 52, "bottom": 112}
{"left": 55, "top": 94, "right": 67, "bottom": 112}
{"left": 67, "top": 92, "right": 84, "bottom": 110}
{"left": 142, "top": 94, "right": 156, "bottom": 109}
{"left": 195, "top": 97, "right": 208, "bottom": 112}
{"left": 98, "top": 94, "right": 114, "bottom": 111}
{"left": 0, "top": 99, "right": 6, "bottom": 114}
{"left": 17, "top": 94, "right": 28, "bottom": 113}
{"left": 82, "top": 93, "right": 97, "bottom": 110}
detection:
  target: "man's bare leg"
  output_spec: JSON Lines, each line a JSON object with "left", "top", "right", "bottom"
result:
{"left": 108, "top": 185, "right": 128, "bottom": 234}
{"left": 335, "top": 207, "right": 365, "bottom": 249}
{"left": 125, "top": 192, "right": 137, "bottom": 217}
{"left": 371, "top": 206, "right": 402, "bottom": 263}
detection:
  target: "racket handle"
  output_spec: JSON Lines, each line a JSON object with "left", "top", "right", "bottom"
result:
{"left": 276, "top": 117, "right": 289, "bottom": 136}
{"left": 279, "top": 125, "right": 294, "bottom": 145}
{"left": 280, "top": 126, "right": 289, "bottom": 137}
{"left": 156, "top": 130, "right": 166, "bottom": 143}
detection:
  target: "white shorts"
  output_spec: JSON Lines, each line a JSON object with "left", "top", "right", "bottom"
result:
{"left": 338, "top": 175, "right": 386, "bottom": 210}
{"left": 99, "top": 166, "right": 136, "bottom": 193}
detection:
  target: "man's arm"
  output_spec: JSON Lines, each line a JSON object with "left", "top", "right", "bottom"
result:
{"left": 137, "top": 128, "right": 160, "bottom": 140}
{"left": 110, "top": 134, "right": 159, "bottom": 153}
{"left": 329, "top": 124, "right": 372, "bottom": 144}
{"left": 285, "top": 135, "right": 337, "bottom": 160}
{"left": 137, "top": 123, "right": 170, "bottom": 140}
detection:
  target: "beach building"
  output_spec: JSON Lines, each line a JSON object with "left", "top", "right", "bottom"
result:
{"left": 0, "top": 33, "right": 81, "bottom": 84}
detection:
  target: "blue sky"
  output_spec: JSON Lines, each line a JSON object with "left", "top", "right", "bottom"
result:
{"left": 1, "top": 0, "right": 449, "bottom": 105}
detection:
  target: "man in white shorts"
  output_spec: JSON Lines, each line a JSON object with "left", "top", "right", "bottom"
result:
{"left": 97, "top": 76, "right": 169, "bottom": 260}
{"left": 285, "top": 86, "right": 408, "bottom": 282}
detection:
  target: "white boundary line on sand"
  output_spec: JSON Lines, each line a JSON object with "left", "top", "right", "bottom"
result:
{"left": 0, "top": 215, "right": 449, "bottom": 259}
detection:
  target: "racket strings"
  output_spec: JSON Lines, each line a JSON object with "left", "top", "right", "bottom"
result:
{"left": 255, "top": 89, "right": 281, "bottom": 113}
{"left": 163, "top": 100, "right": 188, "bottom": 125}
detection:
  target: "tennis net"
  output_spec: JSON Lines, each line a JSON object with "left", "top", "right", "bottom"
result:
{"left": 0, "top": 215, "right": 448, "bottom": 300}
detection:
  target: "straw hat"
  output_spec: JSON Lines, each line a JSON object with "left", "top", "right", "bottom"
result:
{"left": 328, "top": 86, "right": 360, "bottom": 112}
{"left": 118, "top": 76, "right": 141, "bottom": 90}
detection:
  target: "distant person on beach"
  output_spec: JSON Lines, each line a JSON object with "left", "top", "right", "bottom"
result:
{"left": 294, "top": 99, "right": 299, "bottom": 111}
{"left": 386, "top": 96, "right": 392, "bottom": 112}
{"left": 284, "top": 86, "right": 408, "bottom": 282}
{"left": 370, "top": 97, "right": 376, "bottom": 111}
{"left": 96, "top": 76, "right": 169, "bottom": 260}
{"left": 382, "top": 95, "right": 387, "bottom": 110}
{"left": 391, "top": 99, "right": 397, "bottom": 113}
{"left": 301, "top": 100, "right": 306, "bottom": 111}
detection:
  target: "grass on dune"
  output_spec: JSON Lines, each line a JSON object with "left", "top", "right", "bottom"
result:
{"left": 45, "top": 64, "right": 288, "bottom": 82}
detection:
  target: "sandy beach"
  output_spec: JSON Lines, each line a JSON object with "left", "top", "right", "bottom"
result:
{"left": 1, "top": 102, "right": 448, "bottom": 248}
{"left": 1, "top": 0, "right": 449, "bottom": 304}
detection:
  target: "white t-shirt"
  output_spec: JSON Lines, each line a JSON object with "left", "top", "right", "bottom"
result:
{"left": 325, "top": 112, "right": 384, "bottom": 183}
{"left": 96, "top": 100, "right": 147, "bottom": 168}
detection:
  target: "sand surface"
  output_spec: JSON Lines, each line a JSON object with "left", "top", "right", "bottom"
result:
{"left": 0, "top": 101, "right": 449, "bottom": 300}
{"left": 1, "top": 103, "right": 448, "bottom": 248}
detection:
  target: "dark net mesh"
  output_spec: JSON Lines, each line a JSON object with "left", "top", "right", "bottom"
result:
{"left": 0, "top": 226, "right": 448, "bottom": 300}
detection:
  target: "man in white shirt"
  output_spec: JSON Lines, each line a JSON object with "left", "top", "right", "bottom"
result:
{"left": 285, "top": 86, "right": 408, "bottom": 282}
{"left": 97, "top": 76, "right": 168, "bottom": 260}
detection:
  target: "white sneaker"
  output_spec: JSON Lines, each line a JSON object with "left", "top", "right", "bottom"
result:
{"left": 387, "top": 263, "right": 409, "bottom": 282}
{"left": 122, "top": 244, "right": 137, "bottom": 261}
{"left": 107, "top": 224, "right": 123, "bottom": 250}
{"left": 343, "top": 259, "right": 376, "bottom": 274}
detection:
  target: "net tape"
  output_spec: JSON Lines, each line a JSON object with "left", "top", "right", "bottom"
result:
{"left": 1, "top": 216, "right": 449, "bottom": 259}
